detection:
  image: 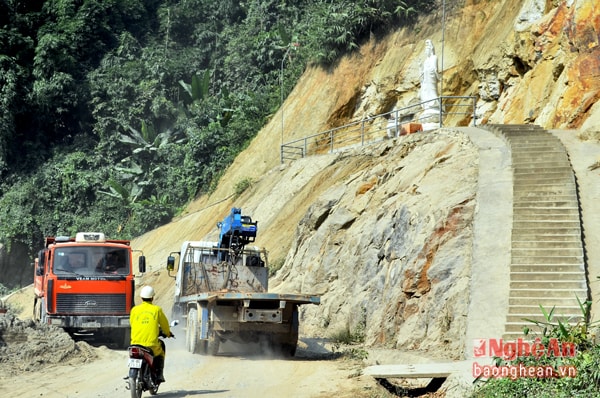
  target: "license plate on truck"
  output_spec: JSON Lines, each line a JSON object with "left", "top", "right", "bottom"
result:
{"left": 128, "top": 358, "right": 143, "bottom": 369}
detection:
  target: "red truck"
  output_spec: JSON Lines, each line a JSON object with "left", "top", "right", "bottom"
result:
{"left": 33, "top": 232, "right": 146, "bottom": 348}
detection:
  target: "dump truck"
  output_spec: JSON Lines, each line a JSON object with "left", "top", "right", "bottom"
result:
{"left": 167, "top": 208, "right": 320, "bottom": 356}
{"left": 33, "top": 232, "right": 146, "bottom": 348}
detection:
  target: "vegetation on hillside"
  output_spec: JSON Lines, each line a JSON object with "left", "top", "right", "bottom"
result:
{"left": 0, "top": 0, "right": 434, "bottom": 253}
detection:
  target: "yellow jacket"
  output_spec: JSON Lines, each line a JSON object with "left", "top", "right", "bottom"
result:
{"left": 130, "top": 301, "right": 171, "bottom": 357}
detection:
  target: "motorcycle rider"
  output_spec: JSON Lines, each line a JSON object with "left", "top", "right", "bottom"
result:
{"left": 130, "top": 285, "right": 173, "bottom": 382}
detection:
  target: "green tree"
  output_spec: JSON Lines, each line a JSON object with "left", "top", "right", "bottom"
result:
{"left": 0, "top": 0, "right": 437, "bottom": 265}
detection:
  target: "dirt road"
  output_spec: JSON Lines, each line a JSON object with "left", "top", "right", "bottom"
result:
{"left": 0, "top": 329, "right": 385, "bottom": 398}
{"left": 1, "top": 285, "right": 389, "bottom": 398}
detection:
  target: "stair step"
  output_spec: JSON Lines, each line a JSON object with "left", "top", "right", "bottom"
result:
{"left": 511, "top": 241, "right": 583, "bottom": 253}
{"left": 499, "top": 332, "right": 577, "bottom": 341}
{"left": 512, "top": 148, "right": 567, "bottom": 154}
{"left": 508, "top": 305, "right": 582, "bottom": 314}
{"left": 512, "top": 237, "right": 582, "bottom": 244}
{"left": 513, "top": 201, "right": 577, "bottom": 207}
{"left": 514, "top": 195, "right": 576, "bottom": 202}
{"left": 509, "top": 289, "right": 588, "bottom": 298}
{"left": 513, "top": 184, "right": 575, "bottom": 190}
{"left": 510, "top": 142, "right": 563, "bottom": 148}
{"left": 508, "top": 141, "right": 557, "bottom": 145}
{"left": 513, "top": 221, "right": 580, "bottom": 228}
{"left": 508, "top": 297, "right": 587, "bottom": 306}
{"left": 515, "top": 231, "right": 581, "bottom": 238}
{"left": 514, "top": 194, "right": 576, "bottom": 201}
{"left": 511, "top": 240, "right": 582, "bottom": 248}
{"left": 511, "top": 158, "right": 569, "bottom": 163}
{"left": 510, "top": 272, "right": 584, "bottom": 281}
{"left": 511, "top": 256, "right": 583, "bottom": 265}
{"left": 506, "top": 135, "right": 559, "bottom": 140}
{"left": 513, "top": 207, "right": 579, "bottom": 214}
{"left": 513, "top": 166, "right": 572, "bottom": 173}
{"left": 510, "top": 280, "right": 586, "bottom": 289}
{"left": 512, "top": 229, "right": 581, "bottom": 237}
{"left": 514, "top": 181, "right": 574, "bottom": 187}
{"left": 506, "top": 314, "right": 583, "bottom": 323}
{"left": 513, "top": 218, "right": 580, "bottom": 225}
{"left": 511, "top": 265, "right": 584, "bottom": 273}
{"left": 504, "top": 321, "right": 580, "bottom": 334}
{"left": 511, "top": 256, "right": 584, "bottom": 264}
{"left": 507, "top": 139, "right": 555, "bottom": 144}
{"left": 513, "top": 160, "right": 570, "bottom": 167}
{"left": 513, "top": 214, "right": 579, "bottom": 222}
{"left": 513, "top": 162, "right": 569, "bottom": 168}
{"left": 512, "top": 236, "right": 582, "bottom": 243}
{"left": 515, "top": 182, "right": 575, "bottom": 190}
{"left": 514, "top": 178, "right": 574, "bottom": 185}
{"left": 513, "top": 205, "right": 579, "bottom": 211}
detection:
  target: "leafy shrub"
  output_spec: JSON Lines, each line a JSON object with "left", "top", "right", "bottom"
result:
{"left": 268, "top": 257, "right": 285, "bottom": 277}
{"left": 234, "top": 177, "right": 254, "bottom": 197}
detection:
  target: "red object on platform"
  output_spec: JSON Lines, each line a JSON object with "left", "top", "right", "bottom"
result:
{"left": 400, "top": 123, "right": 423, "bottom": 136}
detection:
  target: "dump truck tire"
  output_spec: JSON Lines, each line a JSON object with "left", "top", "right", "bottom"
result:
{"left": 114, "top": 328, "right": 130, "bottom": 350}
{"left": 186, "top": 308, "right": 200, "bottom": 354}
{"left": 284, "top": 307, "right": 299, "bottom": 357}
{"left": 206, "top": 333, "right": 220, "bottom": 356}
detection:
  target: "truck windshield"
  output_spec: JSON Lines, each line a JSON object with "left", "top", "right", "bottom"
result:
{"left": 53, "top": 247, "right": 130, "bottom": 276}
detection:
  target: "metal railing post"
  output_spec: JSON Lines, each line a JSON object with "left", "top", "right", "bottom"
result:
{"left": 330, "top": 130, "right": 334, "bottom": 153}
{"left": 439, "top": 96, "right": 443, "bottom": 128}
{"left": 304, "top": 137, "right": 308, "bottom": 157}
{"left": 361, "top": 119, "right": 365, "bottom": 145}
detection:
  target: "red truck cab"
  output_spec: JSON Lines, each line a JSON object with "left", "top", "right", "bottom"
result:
{"left": 33, "top": 232, "right": 145, "bottom": 348}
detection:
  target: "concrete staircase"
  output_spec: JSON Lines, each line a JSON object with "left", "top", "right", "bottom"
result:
{"left": 484, "top": 124, "right": 588, "bottom": 340}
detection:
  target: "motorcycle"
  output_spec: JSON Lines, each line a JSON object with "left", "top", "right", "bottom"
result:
{"left": 126, "top": 321, "right": 178, "bottom": 398}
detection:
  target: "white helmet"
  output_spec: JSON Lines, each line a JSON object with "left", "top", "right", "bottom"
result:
{"left": 140, "top": 285, "right": 155, "bottom": 299}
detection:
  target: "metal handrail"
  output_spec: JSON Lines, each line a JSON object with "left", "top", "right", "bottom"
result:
{"left": 280, "top": 95, "right": 477, "bottom": 163}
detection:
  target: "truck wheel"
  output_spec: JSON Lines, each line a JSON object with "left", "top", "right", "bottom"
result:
{"left": 33, "top": 298, "right": 41, "bottom": 322}
{"left": 282, "top": 343, "right": 297, "bottom": 357}
{"left": 206, "top": 333, "right": 220, "bottom": 356}
{"left": 170, "top": 304, "right": 182, "bottom": 321}
{"left": 115, "top": 328, "right": 131, "bottom": 350}
{"left": 284, "top": 307, "right": 299, "bottom": 357}
{"left": 186, "top": 308, "right": 200, "bottom": 354}
{"left": 39, "top": 298, "right": 48, "bottom": 324}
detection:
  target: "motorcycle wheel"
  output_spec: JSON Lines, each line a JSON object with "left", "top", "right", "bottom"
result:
{"left": 128, "top": 375, "right": 142, "bottom": 398}
{"left": 148, "top": 373, "right": 159, "bottom": 395}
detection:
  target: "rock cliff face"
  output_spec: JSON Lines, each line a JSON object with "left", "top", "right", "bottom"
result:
{"left": 5, "top": 0, "right": 600, "bottom": 358}
{"left": 270, "top": 131, "right": 477, "bottom": 357}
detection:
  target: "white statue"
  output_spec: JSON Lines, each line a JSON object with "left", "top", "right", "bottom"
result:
{"left": 420, "top": 39, "right": 440, "bottom": 109}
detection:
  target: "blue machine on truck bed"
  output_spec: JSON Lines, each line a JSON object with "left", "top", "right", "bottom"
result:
{"left": 166, "top": 208, "right": 320, "bottom": 356}
{"left": 217, "top": 207, "right": 257, "bottom": 248}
